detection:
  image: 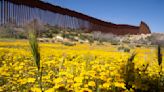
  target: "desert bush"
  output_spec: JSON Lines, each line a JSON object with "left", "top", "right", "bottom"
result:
{"left": 62, "top": 42, "right": 76, "bottom": 46}
{"left": 149, "top": 33, "right": 164, "bottom": 46}
{"left": 88, "top": 36, "right": 94, "bottom": 45}
{"left": 0, "top": 25, "right": 27, "bottom": 39}
{"left": 78, "top": 34, "right": 86, "bottom": 40}
{"left": 92, "top": 31, "right": 120, "bottom": 44}
{"left": 0, "top": 26, "right": 15, "bottom": 38}
{"left": 118, "top": 46, "right": 130, "bottom": 52}
{"left": 43, "top": 30, "right": 53, "bottom": 38}
{"left": 110, "top": 40, "right": 119, "bottom": 45}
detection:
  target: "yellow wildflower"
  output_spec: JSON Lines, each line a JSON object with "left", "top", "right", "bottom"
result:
{"left": 31, "top": 87, "right": 42, "bottom": 92}
{"left": 88, "top": 81, "right": 96, "bottom": 87}
{"left": 45, "top": 87, "right": 55, "bottom": 92}
{"left": 79, "top": 88, "right": 92, "bottom": 92}
{"left": 74, "top": 77, "right": 83, "bottom": 83}
{"left": 114, "top": 82, "right": 126, "bottom": 89}
{"left": 27, "top": 78, "right": 36, "bottom": 83}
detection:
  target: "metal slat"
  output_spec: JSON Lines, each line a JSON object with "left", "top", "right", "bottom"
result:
{"left": 0, "top": 0, "right": 2, "bottom": 25}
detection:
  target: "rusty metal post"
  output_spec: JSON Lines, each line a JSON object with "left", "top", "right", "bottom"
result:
{"left": 27, "top": 6, "right": 29, "bottom": 23}
{"left": 24, "top": 5, "right": 28, "bottom": 25}
{"left": 60, "top": 14, "right": 63, "bottom": 28}
{"left": 3, "top": 0, "right": 6, "bottom": 24}
{"left": 36, "top": 8, "right": 40, "bottom": 23}
{"left": 51, "top": 12, "right": 53, "bottom": 25}
{"left": 55, "top": 13, "right": 59, "bottom": 27}
{"left": 19, "top": 4, "right": 22, "bottom": 26}
{"left": 6, "top": 0, "right": 9, "bottom": 24}
{"left": 23, "top": 5, "right": 26, "bottom": 24}
{"left": 38, "top": 8, "right": 42, "bottom": 24}
{"left": 43, "top": 10, "right": 47, "bottom": 25}
{"left": 31, "top": 7, "right": 34, "bottom": 22}
{"left": 72, "top": 17, "right": 75, "bottom": 29}
{"left": 49, "top": 11, "right": 53, "bottom": 25}
{"left": 67, "top": 16, "right": 70, "bottom": 28}
{"left": 17, "top": 4, "right": 20, "bottom": 26}
{"left": 52, "top": 12, "right": 55, "bottom": 26}
{"left": 30, "top": 7, "right": 32, "bottom": 22}
{"left": 47, "top": 11, "right": 49, "bottom": 25}
{"left": 42, "top": 10, "right": 45, "bottom": 24}
{"left": 29, "top": 7, "right": 31, "bottom": 23}
{"left": 66, "top": 15, "right": 69, "bottom": 28}
{"left": 74, "top": 17, "right": 77, "bottom": 29}
{"left": 7, "top": 0, "right": 9, "bottom": 24}
{"left": 58, "top": 13, "right": 61, "bottom": 27}
{"left": 33, "top": 7, "right": 37, "bottom": 20}
{"left": 9, "top": 1, "right": 12, "bottom": 23}
{"left": 8, "top": 1, "right": 11, "bottom": 23}
{"left": 62, "top": 15, "right": 66, "bottom": 28}
{"left": 31, "top": 7, "right": 34, "bottom": 23}
{"left": 40, "top": 9, "right": 43, "bottom": 24}
{"left": 25, "top": 5, "right": 27, "bottom": 25}
{"left": 3, "top": 0, "right": 6, "bottom": 25}
{"left": 22, "top": 4, "right": 24, "bottom": 25}
{"left": 76, "top": 18, "right": 80, "bottom": 29}
{"left": 47, "top": 11, "right": 50, "bottom": 25}
{"left": 12, "top": 1, "right": 15, "bottom": 24}
{"left": 62, "top": 15, "right": 64, "bottom": 28}
{"left": 49, "top": 11, "right": 52, "bottom": 25}
{"left": 15, "top": 4, "right": 18, "bottom": 25}
{"left": 22, "top": 4, "right": 25, "bottom": 26}
{"left": 0, "top": 1, "right": 1, "bottom": 24}
{"left": 70, "top": 17, "right": 73, "bottom": 29}
{"left": 57, "top": 14, "right": 61, "bottom": 30}
{"left": 79, "top": 19, "right": 82, "bottom": 29}
{"left": 27, "top": 6, "right": 30, "bottom": 22}
{"left": 20, "top": 4, "right": 23, "bottom": 26}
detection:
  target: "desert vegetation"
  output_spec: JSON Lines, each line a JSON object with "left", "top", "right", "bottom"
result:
{"left": 1, "top": 22, "right": 164, "bottom": 46}
{"left": 0, "top": 39, "right": 164, "bottom": 92}
{"left": 0, "top": 23, "right": 164, "bottom": 92}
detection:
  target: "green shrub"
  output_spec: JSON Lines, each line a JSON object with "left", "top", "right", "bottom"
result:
{"left": 118, "top": 46, "right": 130, "bottom": 52}
{"left": 79, "top": 34, "right": 86, "bottom": 40}
{"left": 62, "top": 42, "right": 76, "bottom": 46}
{"left": 0, "top": 25, "right": 27, "bottom": 39}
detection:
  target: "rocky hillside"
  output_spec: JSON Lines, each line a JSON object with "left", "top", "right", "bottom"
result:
{"left": 0, "top": 24, "right": 163, "bottom": 46}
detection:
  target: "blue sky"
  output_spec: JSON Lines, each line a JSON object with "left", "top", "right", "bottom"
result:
{"left": 44, "top": 0, "right": 164, "bottom": 33}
